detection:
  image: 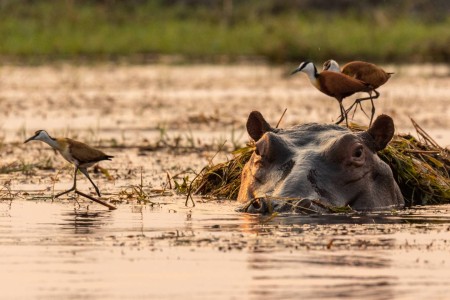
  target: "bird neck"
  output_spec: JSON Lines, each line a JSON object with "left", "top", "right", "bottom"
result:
{"left": 328, "top": 62, "right": 341, "bottom": 73}
{"left": 305, "top": 69, "right": 320, "bottom": 90}
{"left": 303, "top": 65, "right": 319, "bottom": 86}
{"left": 40, "top": 135, "right": 60, "bottom": 150}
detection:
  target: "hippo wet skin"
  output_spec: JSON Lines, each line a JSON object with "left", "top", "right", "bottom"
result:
{"left": 238, "top": 111, "right": 404, "bottom": 213}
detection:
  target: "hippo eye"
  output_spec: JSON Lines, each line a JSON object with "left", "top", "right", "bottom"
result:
{"left": 353, "top": 145, "right": 364, "bottom": 158}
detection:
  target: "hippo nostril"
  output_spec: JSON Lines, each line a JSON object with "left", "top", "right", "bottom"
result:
{"left": 252, "top": 199, "right": 262, "bottom": 209}
{"left": 246, "top": 198, "right": 268, "bottom": 214}
{"left": 353, "top": 145, "right": 364, "bottom": 158}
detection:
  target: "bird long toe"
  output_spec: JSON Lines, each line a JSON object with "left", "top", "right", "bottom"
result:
{"left": 54, "top": 186, "right": 76, "bottom": 198}
{"left": 335, "top": 114, "right": 345, "bottom": 125}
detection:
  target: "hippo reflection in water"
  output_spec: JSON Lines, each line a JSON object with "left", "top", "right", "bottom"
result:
{"left": 238, "top": 111, "right": 404, "bottom": 213}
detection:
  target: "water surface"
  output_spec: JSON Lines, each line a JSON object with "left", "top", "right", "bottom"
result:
{"left": 1, "top": 200, "right": 449, "bottom": 299}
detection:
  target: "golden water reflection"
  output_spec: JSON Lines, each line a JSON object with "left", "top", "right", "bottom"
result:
{"left": 0, "top": 200, "right": 449, "bottom": 299}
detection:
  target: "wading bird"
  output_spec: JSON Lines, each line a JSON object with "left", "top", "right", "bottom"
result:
{"left": 291, "top": 61, "right": 372, "bottom": 127}
{"left": 24, "top": 130, "right": 113, "bottom": 198}
{"left": 323, "top": 59, "right": 394, "bottom": 125}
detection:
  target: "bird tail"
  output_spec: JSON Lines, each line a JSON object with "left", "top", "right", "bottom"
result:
{"left": 105, "top": 155, "right": 114, "bottom": 161}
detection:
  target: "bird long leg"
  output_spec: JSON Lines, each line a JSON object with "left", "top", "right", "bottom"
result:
{"left": 368, "top": 95, "right": 375, "bottom": 127}
{"left": 335, "top": 101, "right": 348, "bottom": 127}
{"left": 353, "top": 89, "right": 380, "bottom": 102}
{"left": 346, "top": 99, "right": 369, "bottom": 119}
{"left": 342, "top": 102, "right": 349, "bottom": 127}
{"left": 345, "top": 89, "right": 378, "bottom": 121}
{"left": 351, "top": 101, "right": 364, "bottom": 119}
{"left": 344, "top": 100, "right": 363, "bottom": 120}
{"left": 335, "top": 105, "right": 345, "bottom": 124}
{"left": 79, "top": 168, "right": 101, "bottom": 197}
{"left": 344, "top": 100, "right": 358, "bottom": 115}
{"left": 54, "top": 167, "right": 78, "bottom": 198}
{"left": 354, "top": 91, "right": 375, "bottom": 125}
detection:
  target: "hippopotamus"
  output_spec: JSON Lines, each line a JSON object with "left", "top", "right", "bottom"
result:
{"left": 238, "top": 111, "right": 404, "bottom": 213}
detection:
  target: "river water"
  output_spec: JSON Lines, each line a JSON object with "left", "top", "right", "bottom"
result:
{"left": 1, "top": 199, "right": 449, "bottom": 300}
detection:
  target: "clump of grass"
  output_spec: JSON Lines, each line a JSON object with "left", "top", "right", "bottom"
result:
{"left": 192, "top": 120, "right": 450, "bottom": 206}
{"left": 191, "top": 145, "right": 254, "bottom": 200}
{"left": 379, "top": 119, "right": 450, "bottom": 205}
{"left": 173, "top": 175, "right": 191, "bottom": 195}
{"left": 115, "top": 168, "right": 173, "bottom": 205}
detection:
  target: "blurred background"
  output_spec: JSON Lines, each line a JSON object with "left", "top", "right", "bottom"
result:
{"left": 0, "top": 0, "right": 449, "bottom": 64}
{"left": 0, "top": 0, "right": 449, "bottom": 147}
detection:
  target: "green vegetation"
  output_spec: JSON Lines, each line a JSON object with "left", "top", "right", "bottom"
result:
{"left": 0, "top": 1, "right": 448, "bottom": 63}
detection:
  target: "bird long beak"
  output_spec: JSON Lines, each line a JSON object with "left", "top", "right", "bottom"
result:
{"left": 24, "top": 135, "right": 37, "bottom": 144}
{"left": 290, "top": 67, "right": 301, "bottom": 75}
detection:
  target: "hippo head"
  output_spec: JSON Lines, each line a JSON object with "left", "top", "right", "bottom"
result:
{"left": 238, "top": 111, "right": 404, "bottom": 212}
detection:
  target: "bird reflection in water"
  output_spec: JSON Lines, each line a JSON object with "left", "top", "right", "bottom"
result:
{"left": 60, "top": 209, "right": 113, "bottom": 234}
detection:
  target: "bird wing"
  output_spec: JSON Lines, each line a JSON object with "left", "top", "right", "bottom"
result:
{"left": 320, "top": 71, "right": 371, "bottom": 98}
{"left": 342, "top": 62, "right": 390, "bottom": 88}
{"left": 67, "top": 139, "right": 112, "bottom": 164}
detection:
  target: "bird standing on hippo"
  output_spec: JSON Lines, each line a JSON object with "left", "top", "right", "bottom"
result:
{"left": 323, "top": 59, "right": 394, "bottom": 126}
{"left": 291, "top": 61, "right": 373, "bottom": 127}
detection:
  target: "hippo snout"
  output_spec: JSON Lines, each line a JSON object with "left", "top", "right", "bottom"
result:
{"left": 239, "top": 197, "right": 326, "bottom": 214}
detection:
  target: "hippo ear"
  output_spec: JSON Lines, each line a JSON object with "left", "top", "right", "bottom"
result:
{"left": 255, "top": 132, "right": 292, "bottom": 163}
{"left": 367, "top": 114, "right": 395, "bottom": 151}
{"left": 246, "top": 111, "right": 273, "bottom": 141}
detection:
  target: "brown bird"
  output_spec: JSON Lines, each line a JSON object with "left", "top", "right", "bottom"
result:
{"left": 323, "top": 59, "right": 394, "bottom": 125}
{"left": 291, "top": 61, "right": 372, "bottom": 127}
{"left": 24, "top": 130, "right": 113, "bottom": 198}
